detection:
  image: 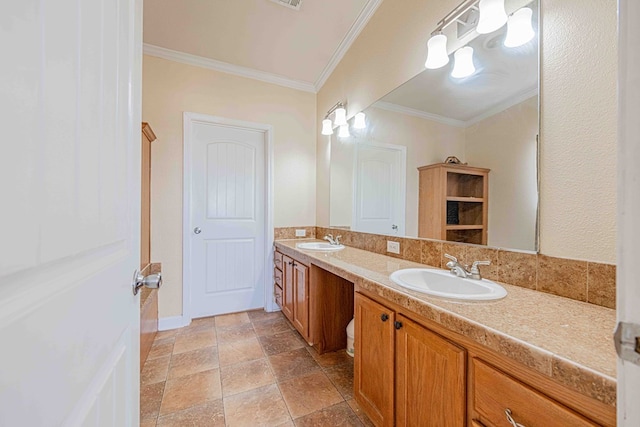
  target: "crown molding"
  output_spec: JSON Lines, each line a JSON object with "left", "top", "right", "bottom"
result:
{"left": 373, "top": 101, "right": 467, "bottom": 128}
{"left": 143, "top": 44, "right": 317, "bottom": 93}
{"left": 464, "top": 87, "right": 538, "bottom": 126}
{"left": 314, "top": 0, "right": 384, "bottom": 91}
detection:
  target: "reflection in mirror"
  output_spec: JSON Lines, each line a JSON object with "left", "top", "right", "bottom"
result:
{"left": 329, "top": 0, "right": 538, "bottom": 252}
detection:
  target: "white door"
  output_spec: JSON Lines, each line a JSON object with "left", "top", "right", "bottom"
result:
{"left": 352, "top": 143, "right": 407, "bottom": 235}
{"left": 618, "top": 0, "right": 640, "bottom": 424}
{"left": 0, "top": 0, "right": 142, "bottom": 426}
{"left": 185, "top": 113, "right": 270, "bottom": 318}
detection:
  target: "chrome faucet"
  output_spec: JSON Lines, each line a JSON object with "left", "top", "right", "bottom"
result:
{"left": 444, "top": 254, "right": 490, "bottom": 280}
{"left": 323, "top": 234, "right": 342, "bottom": 245}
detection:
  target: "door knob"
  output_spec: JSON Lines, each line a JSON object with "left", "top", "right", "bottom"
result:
{"left": 193, "top": 227, "right": 202, "bottom": 234}
{"left": 132, "top": 270, "right": 162, "bottom": 296}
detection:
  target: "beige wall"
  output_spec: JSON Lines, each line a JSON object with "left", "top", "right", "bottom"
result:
{"left": 318, "top": 0, "right": 617, "bottom": 264}
{"left": 143, "top": 55, "right": 316, "bottom": 318}
{"left": 466, "top": 96, "right": 538, "bottom": 251}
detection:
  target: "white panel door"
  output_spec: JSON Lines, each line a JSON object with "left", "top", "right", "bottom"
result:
{"left": 0, "top": 0, "right": 142, "bottom": 425}
{"left": 618, "top": 0, "right": 640, "bottom": 424}
{"left": 352, "top": 143, "right": 407, "bottom": 235}
{"left": 186, "top": 114, "right": 268, "bottom": 318}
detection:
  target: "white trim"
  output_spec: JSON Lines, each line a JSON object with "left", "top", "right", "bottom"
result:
{"left": 464, "top": 87, "right": 538, "bottom": 126}
{"left": 182, "top": 112, "right": 274, "bottom": 322}
{"left": 314, "top": 0, "right": 384, "bottom": 91}
{"left": 158, "top": 315, "right": 191, "bottom": 331}
{"left": 373, "top": 101, "right": 467, "bottom": 128}
{"left": 144, "top": 44, "right": 316, "bottom": 93}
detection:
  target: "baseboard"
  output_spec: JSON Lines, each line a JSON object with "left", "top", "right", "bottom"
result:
{"left": 158, "top": 315, "right": 191, "bottom": 331}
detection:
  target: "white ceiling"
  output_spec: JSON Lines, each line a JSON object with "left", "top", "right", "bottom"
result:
{"left": 143, "top": 0, "right": 376, "bottom": 89}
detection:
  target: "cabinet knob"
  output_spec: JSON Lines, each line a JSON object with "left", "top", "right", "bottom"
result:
{"left": 394, "top": 321, "right": 403, "bottom": 330}
{"left": 380, "top": 313, "right": 389, "bottom": 322}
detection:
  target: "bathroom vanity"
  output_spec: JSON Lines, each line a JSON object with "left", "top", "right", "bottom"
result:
{"left": 274, "top": 240, "right": 616, "bottom": 427}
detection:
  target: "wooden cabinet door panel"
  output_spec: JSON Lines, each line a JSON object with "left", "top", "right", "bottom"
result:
{"left": 395, "top": 315, "right": 466, "bottom": 427}
{"left": 281, "top": 255, "right": 294, "bottom": 321}
{"left": 354, "top": 293, "right": 395, "bottom": 427}
{"left": 292, "top": 261, "right": 310, "bottom": 341}
{"left": 472, "top": 358, "right": 598, "bottom": 427}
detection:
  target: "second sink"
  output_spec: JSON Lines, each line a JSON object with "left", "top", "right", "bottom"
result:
{"left": 389, "top": 268, "right": 507, "bottom": 301}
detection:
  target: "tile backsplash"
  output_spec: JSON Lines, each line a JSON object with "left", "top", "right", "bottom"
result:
{"left": 313, "top": 227, "right": 616, "bottom": 310}
{"left": 274, "top": 226, "right": 316, "bottom": 240}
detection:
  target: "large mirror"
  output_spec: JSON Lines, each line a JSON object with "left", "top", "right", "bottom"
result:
{"left": 329, "top": 0, "right": 539, "bottom": 252}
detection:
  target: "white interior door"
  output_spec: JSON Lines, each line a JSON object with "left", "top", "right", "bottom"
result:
{"left": 0, "top": 0, "right": 142, "bottom": 425}
{"left": 618, "top": 0, "right": 640, "bottom": 424}
{"left": 352, "top": 143, "right": 407, "bottom": 235}
{"left": 185, "top": 114, "right": 270, "bottom": 319}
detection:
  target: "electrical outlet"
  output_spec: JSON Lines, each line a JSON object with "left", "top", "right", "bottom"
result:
{"left": 295, "top": 229, "right": 306, "bottom": 237}
{"left": 387, "top": 241, "right": 400, "bottom": 254}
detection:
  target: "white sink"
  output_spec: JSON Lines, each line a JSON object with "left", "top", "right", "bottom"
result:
{"left": 296, "top": 242, "right": 345, "bottom": 251}
{"left": 389, "top": 268, "right": 507, "bottom": 301}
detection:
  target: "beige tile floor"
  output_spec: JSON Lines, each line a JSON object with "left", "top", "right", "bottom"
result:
{"left": 140, "top": 310, "right": 374, "bottom": 426}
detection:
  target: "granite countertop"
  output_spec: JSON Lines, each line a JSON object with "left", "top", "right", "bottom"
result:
{"left": 274, "top": 239, "right": 617, "bottom": 407}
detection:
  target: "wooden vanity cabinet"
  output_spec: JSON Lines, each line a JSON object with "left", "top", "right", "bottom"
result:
{"left": 280, "top": 254, "right": 310, "bottom": 342}
{"left": 354, "top": 293, "right": 466, "bottom": 427}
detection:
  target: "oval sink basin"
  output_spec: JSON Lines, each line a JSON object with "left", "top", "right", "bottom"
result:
{"left": 389, "top": 268, "right": 507, "bottom": 301}
{"left": 296, "top": 242, "right": 345, "bottom": 251}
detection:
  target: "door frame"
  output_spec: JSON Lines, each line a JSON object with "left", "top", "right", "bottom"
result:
{"left": 183, "top": 112, "right": 275, "bottom": 323}
{"left": 351, "top": 141, "right": 407, "bottom": 236}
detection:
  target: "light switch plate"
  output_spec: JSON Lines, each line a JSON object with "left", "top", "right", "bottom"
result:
{"left": 295, "top": 229, "right": 306, "bottom": 237}
{"left": 387, "top": 241, "right": 400, "bottom": 254}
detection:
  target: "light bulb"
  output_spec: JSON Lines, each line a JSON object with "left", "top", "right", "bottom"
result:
{"left": 504, "top": 7, "right": 535, "bottom": 48}
{"left": 451, "top": 47, "right": 475, "bottom": 78}
{"left": 425, "top": 34, "right": 449, "bottom": 69}
{"left": 321, "top": 119, "right": 333, "bottom": 135}
{"left": 334, "top": 107, "right": 347, "bottom": 126}
{"left": 353, "top": 112, "right": 366, "bottom": 129}
{"left": 338, "top": 124, "right": 350, "bottom": 138}
{"left": 476, "top": 0, "right": 507, "bottom": 34}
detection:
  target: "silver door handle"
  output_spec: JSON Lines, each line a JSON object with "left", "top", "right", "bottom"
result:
{"left": 193, "top": 227, "right": 202, "bottom": 234}
{"left": 132, "top": 270, "right": 162, "bottom": 296}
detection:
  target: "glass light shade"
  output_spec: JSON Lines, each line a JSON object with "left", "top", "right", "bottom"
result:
{"left": 333, "top": 107, "right": 347, "bottom": 126}
{"left": 451, "top": 47, "right": 476, "bottom": 78}
{"left": 425, "top": 34, "right": 449, "bottom": 69}
{"left": 321, "top": 119, "right": 334, "bottom": 135}
{"left": 353, "top": 112, "right": 366, "bottom": 129}
{"left": 504, "top": 8, "right": 535, "bottom": 47}
{"left": 476, "top": 0, "right": 508, "bottom": 34}
{"left": 338, "top": 124, "right": 350, "bottom": 138}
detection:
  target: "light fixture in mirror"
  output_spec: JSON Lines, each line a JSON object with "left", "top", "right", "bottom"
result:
{"left": 425, "top": 34, "right": 449, "bottom": 69}
{"left": 451, "top": 46, "right": 476, "bottom": 78}
{"left": 504, "top": 7, "right": 534, "bottom": 47}
{"left": 329, "top": 0, "right": 538, "bottom": 252}
{"left": 338, "top": 124, "right": 350, "bottom": 138}
{"left": 477, "top": 0, "right": 508, "bottom": 34}
{"left": 354, "top": 112, "right": 367, "bottom": 129}
{"left": 334, "top": 106, "right": 347, "bottom": 126}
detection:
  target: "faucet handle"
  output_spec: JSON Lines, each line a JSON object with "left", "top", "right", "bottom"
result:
{"left": 335, "top": 235, "right": 342, "bottom": 244}
{"left": 469, "top": 260, "right": 491, "bottom": 279}
{"left": 444, "top": 253, "right": 458, "bottom": 262}
{"left": 471, "top": 260, "right": 491, "bottom": 269}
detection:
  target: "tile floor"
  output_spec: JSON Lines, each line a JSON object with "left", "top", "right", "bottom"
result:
{"left": 140, "top": 310, "right": 374, "bottom": 426}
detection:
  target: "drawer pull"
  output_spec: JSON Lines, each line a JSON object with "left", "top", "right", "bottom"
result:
{"left": 505, "top": 409, "right": 525, "bottom": 427}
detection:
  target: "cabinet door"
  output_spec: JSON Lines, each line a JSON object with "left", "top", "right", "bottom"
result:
{"left": 395, "top": 315, "right": 466, "bottom": 427}
{"left": 354, "top": 293, "right": 395, "bottom": 427}
{"left": 292, "top": 261, "right": 310, "bottom": 341}
{"left": 281, "top": 255, "right": 294, "bottom": 321}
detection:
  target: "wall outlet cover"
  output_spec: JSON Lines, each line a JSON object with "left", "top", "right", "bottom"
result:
{"left": 295, "top": 229, "right": 306, "bottom": 237}
{"left": 387, "top": 241, "right": 400, "bottom": 254}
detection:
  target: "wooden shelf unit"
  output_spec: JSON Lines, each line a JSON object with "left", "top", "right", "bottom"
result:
{"left": 418, "top": 163, "right": 490, "bottom": 245}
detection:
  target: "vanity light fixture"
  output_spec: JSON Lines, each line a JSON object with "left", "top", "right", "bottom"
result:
{"left": 425, "top": 33, "right": 450, "bottom": 69}
{"left": 333, "top": 106, "right": 347, "bottom": 126}
{"left": 338, "top": 124, "right": 350, "bottom": 138}
{"left": 353, "top": 112, "right": 367, "bottom": 129}
{"left": 476, "top": 0, "right": 508, "bottom": 34}
{"left": 321, "top": 119, "right": 334, "bottom": 135}
{"left": 322, "top": 101, "right": 347, "bottom": 135}
{"left": 451, "top": 46, "right": 476, "bottom": 78}
{"left": 504, "top": 7, "right": 535, "bottom": 47}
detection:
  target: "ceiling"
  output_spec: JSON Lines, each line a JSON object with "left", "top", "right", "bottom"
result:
{"left": 143, "top": 0, "right": 377, "bottom": 90}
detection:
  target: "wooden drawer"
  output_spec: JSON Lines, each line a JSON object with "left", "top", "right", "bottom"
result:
{"left": 274, "top": 268, "right": 283, "bottom": 288}
{"left": 274, "top": 250, "right": 283, "bottom": 270}
{"left": 471, "top": 358, "right": 598, "bottom": 427}
{"left": 274, "top": 284, "right": 283, "bottom": 308}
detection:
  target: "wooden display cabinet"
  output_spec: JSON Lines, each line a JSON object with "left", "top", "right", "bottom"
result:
{"left": 418, "top": 163, "right": 490, "bottom": 245}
